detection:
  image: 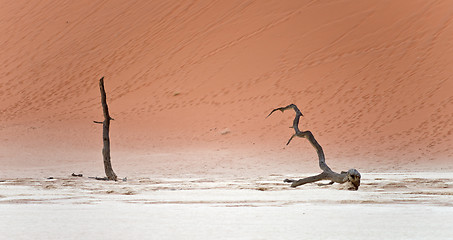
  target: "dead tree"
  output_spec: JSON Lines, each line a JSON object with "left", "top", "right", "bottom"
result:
{"left": 93, "top": 77, "right": 117, "bottom": 181}
{"left": 267, "top": 104, "right": 361, "bottom": 190}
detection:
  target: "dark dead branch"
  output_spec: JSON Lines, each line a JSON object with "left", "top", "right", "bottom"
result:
{"left": 89, "top": 176, "right": 109, "bottom": 181}
{"left": 268, "top": 104, "right": 361, "bottom": 190}
{"left": 94, "top": 77, "right": 117, "bottom": 181}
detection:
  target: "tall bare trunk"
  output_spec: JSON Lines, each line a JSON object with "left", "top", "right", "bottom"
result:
{"left": 95, "top": 77, "right": 117, "bottom": 181}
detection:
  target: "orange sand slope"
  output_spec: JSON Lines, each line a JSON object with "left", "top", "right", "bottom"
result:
{"left": 1, "top": 1, "right": 452, "bottom": 171}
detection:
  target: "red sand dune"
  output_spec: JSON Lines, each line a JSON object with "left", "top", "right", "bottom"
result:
{"left": 1, "top": 1, "right": 452, "bottom": 174}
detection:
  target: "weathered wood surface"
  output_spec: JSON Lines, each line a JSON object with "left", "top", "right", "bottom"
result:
{"left": 95, "top": 77, "right": 117, "bottom": 181}
{"left": 267, "top": 104, "right": 361, "bottom": 190}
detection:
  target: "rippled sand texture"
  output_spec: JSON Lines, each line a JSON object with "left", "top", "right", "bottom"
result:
{"left": 1, "top": 2, "right": 453, "bottom": 171}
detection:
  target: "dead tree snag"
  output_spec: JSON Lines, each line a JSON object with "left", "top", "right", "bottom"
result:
{"left": 267, "top": 104, "right": 361, "bottom": 190}
{"left": 94, "top": 77, "right": 117, "bottom": 181}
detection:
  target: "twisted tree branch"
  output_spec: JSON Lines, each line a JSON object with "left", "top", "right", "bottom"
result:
{"left": 268, "top": 104, "right": 361, "bottom": 190}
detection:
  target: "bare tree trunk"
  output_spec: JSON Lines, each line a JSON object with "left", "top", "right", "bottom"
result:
{"left": 267, "top": 104, "right": 361, "bottom": 190}
{"left": 94, "top": 77, "right": 117, "bottom": 181}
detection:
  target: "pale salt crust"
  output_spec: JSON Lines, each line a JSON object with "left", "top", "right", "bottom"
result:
{"left": 1, "top": 172, "right": 452, "bottom": 239}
